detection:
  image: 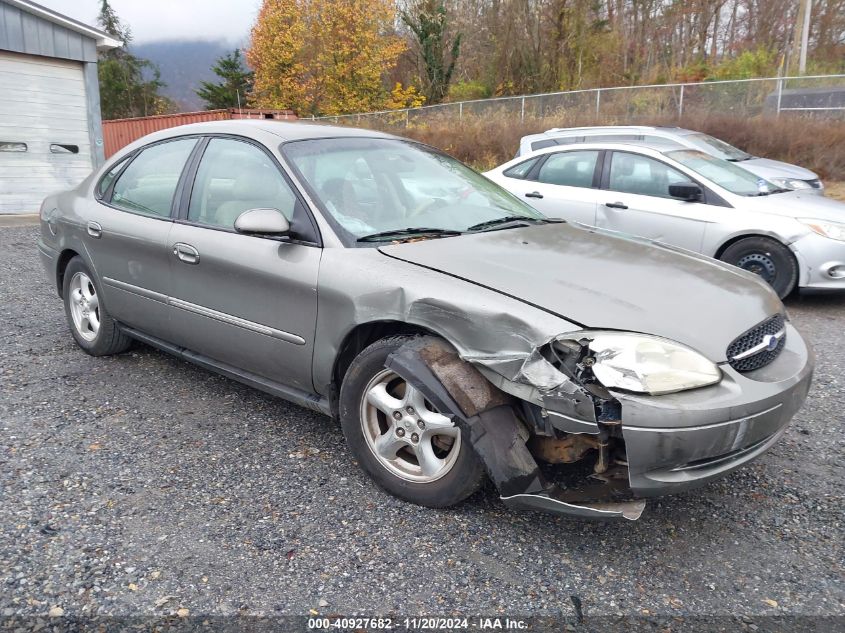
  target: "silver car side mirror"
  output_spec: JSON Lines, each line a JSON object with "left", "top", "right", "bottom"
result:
{"left": 234, "top": 208, "right": 291, "bottom": 235}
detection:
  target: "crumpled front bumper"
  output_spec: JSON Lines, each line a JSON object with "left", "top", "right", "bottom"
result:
{"left": 386, "top": 323, "right": 812, "bottom": 521}
{"left": 617, "top": 322, "right": 814, "bottom": 497}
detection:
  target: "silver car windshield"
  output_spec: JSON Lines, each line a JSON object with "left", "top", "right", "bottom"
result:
{"left": 684, "top": 133, "right": 751, "bottom": 161}
{"left": 667, "top": 149, "right": 778, "bottom": 196}
{"left": 282, "top": 137, "right": 545, "bottom": 243}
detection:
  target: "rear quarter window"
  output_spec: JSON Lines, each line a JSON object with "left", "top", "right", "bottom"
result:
{"left": 503, "top": 157, "right": 539, "bottom": 179}
{"left": 96, "top": 155, "right": 131, "bottom": 198}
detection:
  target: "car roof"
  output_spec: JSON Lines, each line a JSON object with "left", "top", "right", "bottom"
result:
{"left": 116, "top": 119, "right": 398, "bottom": 155}
{"left": 544, "top": 125, "right": 695, "bottom": 135}
{"left": 493, "top": 141, "right": 698, "bottom": 171}
{"left": 515, "top": 140, "right": 688, "bottom": 159}
{"left": 523, "top": 126, "right": 697, "bottom": 141}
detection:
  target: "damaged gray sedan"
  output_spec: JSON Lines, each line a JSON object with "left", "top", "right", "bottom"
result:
{"left": 37, "top": 121, "right": 814, "bottom": 520}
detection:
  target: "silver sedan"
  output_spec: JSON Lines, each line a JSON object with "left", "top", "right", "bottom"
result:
{"left": 38, "top": 121, "right": 813, "bottom": 521}
{"left": 486, "top": 142, "right": 845, "bottom": 298}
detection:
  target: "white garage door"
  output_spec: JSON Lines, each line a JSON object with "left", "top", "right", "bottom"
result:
{"left": 0, "top": 52, "right": 94, "bottom": 214}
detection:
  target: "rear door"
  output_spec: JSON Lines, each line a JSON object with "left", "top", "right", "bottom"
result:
{"left": 166, "top": 136, "right": 321, "bottom": 392}
{"left": 595, "top": 151, "right": 710, "bottom": 252}
{"left": 87, "top": 137, "right": 199, "bottom": 339}
{"left": 501, "top": 149, "right": 601, "bottom": 225}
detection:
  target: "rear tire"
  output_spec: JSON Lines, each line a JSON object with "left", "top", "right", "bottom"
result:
{"left": 62, "top": 257, "right": 132, "bottom": 356}
{"left": 719, "top": 236, "right": 798, "bottom": 299}
{"left": 339, "top": 336, "right": 485, "bottom": 508}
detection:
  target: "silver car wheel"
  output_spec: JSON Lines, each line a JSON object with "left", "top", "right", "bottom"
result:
{"left": 68, "top": 272, "right": 100, "bottom": 342}
{"left": 360, "top": 368, "right": 461, "bottom": 483}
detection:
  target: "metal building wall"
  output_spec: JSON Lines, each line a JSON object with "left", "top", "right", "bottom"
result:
{"left": 102, "top": 109, "right": 298, "bottom": 158}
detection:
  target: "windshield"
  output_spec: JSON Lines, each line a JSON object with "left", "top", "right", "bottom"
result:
{"left": 666, "top": 149, "right": 779, "bottom": 196}
{"left": 684, "top": 133, "right": 751, "bottom": 161}
{"left": 282, "top": 137, "right": 545, "bottom": 244}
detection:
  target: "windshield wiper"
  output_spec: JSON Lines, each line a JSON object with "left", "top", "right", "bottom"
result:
{"left": 466, "top": 216, "right": 554, "bottom": 232}
{"left": 357, "top": 227, "right": 463, "bottom": 243}
{"left": 728, "top": 156, "right": 753, "bottom": 162}
{"left": 748, "top": 187, "right": 791, "bottom": 197}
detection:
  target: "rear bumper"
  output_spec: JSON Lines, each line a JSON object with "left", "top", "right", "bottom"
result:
{"left": 617, "top": 322, "right": 814, "bottom": 496}
{"left": 37, "top": 238, "right": 59, "bottom": 293}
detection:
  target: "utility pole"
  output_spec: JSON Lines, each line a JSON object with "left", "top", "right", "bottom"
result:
{"left": 798, "top": 0, "right": 812, "bottom": 74}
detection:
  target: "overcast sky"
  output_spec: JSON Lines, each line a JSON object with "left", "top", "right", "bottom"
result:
{"left": 39, "top": 0, "right": 260, "bottom": 44}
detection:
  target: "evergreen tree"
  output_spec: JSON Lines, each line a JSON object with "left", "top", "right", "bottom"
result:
{"left": 401, "top": 0, "right": 461, "bottom": 104}
{"left": 195, "top": 50, "right": 254, "bottom": 110}
{"left": 96, "top": 0, "right": 173, "bottom": 119}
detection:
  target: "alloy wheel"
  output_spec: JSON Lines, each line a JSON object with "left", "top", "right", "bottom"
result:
{"left": 360, "top": 369, "right": 461, "bottom": 483}
{"left": 68, "top": 272, "right": 100, "bottom": 342}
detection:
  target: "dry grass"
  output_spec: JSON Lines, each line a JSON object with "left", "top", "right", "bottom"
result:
{"left": 825, "top": 182, "right": 845, "bottom": 201}
{"left": 383, "top": 113, "right": 845, "bottom": 181}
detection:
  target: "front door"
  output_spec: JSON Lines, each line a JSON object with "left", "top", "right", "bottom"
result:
{"left": 167, "top": 136, "right": 321, "bottom": 392}
{"left": 595, "top": 151, "right": 710, "bottom": 252}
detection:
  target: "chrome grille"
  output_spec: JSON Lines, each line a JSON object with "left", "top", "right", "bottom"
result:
{"left": 726, "top": 314, "right": 786, "bottom": 372}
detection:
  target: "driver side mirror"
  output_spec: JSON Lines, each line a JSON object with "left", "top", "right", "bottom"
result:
{"left": 668, "top": 182, "right": 703, "bottom": 202}
{"left": 234, "top": 208, "right": 291, "bottom": 235}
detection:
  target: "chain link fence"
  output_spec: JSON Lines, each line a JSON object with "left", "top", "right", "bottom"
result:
{"left": 314, "top": 74, "right": 845, "bottom": 129}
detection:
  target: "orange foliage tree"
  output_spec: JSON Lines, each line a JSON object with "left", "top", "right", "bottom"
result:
{"left": 247, "top": 0, "right": 406, "bottom": 116}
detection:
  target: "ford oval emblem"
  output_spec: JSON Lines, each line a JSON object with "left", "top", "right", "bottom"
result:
{"left": 763, "top": 334, "right": 779, "bottom": 352}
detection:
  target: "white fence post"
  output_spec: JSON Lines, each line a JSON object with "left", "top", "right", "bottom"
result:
{"left": 679, "top": 85, "right": 684, "bottom": 118}
{"left": 776, "top": 78, "right": 784, "bottom": 117}
{"left": 521, "top": 96, "right": 525, "bottom": 121}
{"left": 405, "top": 109, "right": 409, "bottom": 128}
{"left": 459, "top": 102, "right": 463, "bottom": 121}
{"left": 595, "top": 89, "right": 601, "bottom": 116}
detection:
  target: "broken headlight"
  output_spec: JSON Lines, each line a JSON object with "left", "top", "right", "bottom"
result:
{"left": 584, "top": 333, "right": 721, "bottom": 395}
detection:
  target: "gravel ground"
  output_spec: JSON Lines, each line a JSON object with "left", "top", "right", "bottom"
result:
{"left": 1, "top": 226, "right": 843, "bottom": 624}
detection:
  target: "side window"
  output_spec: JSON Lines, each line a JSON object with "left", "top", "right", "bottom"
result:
{"left": 503, "top": 157, "right": 539, "bottom": 179}
{"left": 111, "top": 139, "right": 197, "bottom": 217}
{"left": 535, "top": 151, "right": 600, "bottom": 188}
{"left": 188, "top": 138, "right": 297, "bottom": 229}
{"left": 97, "top": 155, "right": 131, "bottom": 198}
{"left": 608, "top": 152, "right": 688, "bottom": 199}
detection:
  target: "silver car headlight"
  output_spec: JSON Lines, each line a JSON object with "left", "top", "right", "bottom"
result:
{"left": 584, "top": 333, "right": 721, "bottom": 395}
{"left": 799, "top": 218, "right": 845, "bottom": 242}
{"left": 770, "top": 177, "right": 813, "bottom": 190}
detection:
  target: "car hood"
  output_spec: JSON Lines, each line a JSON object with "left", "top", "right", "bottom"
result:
{"left": 378, "top": 223, "right": 783, "bottom": 362}
{"left": 740, "top": 157, "right": 818, "bottom": 180}
{"left": 743, "top": 190, "right": 845, "bottom": 222}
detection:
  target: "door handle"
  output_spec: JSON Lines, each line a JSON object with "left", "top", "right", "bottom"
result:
{"left": 604, "top": 201, "right": 628, "bottom": 209}
{"left": 525, "top": 191, "right": 544, "bottom": 199}
{"left": 173, "top": 242, "right": 200, "bottom": 264}
{"left": 87, "top": 221, "right": 102, "bottom": 238}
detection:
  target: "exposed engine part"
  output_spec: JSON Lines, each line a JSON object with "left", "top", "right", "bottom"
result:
{"left": 594, "top": 438, "right": 610, "bottom": 474}
{"left": 527, "top": 434, "right": 599, "bottom": 463}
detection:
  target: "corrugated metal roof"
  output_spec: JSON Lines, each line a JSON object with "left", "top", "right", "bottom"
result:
{"left": 1, "top": 0, "right": 120, "bottom": 50}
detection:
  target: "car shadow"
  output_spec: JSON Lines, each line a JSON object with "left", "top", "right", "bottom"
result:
{"left": 785, "top": 289, "right": 845, "bottom": 308}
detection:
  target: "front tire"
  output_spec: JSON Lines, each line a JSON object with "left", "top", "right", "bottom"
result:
{"left": 719, "top": 236, "right": 798, "bottom": 299}
{"left": 339, "top": 337, "right": 485, "bottom": 508}
{"left": 62, "top": 257, "right": 132, "bottom": 356}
